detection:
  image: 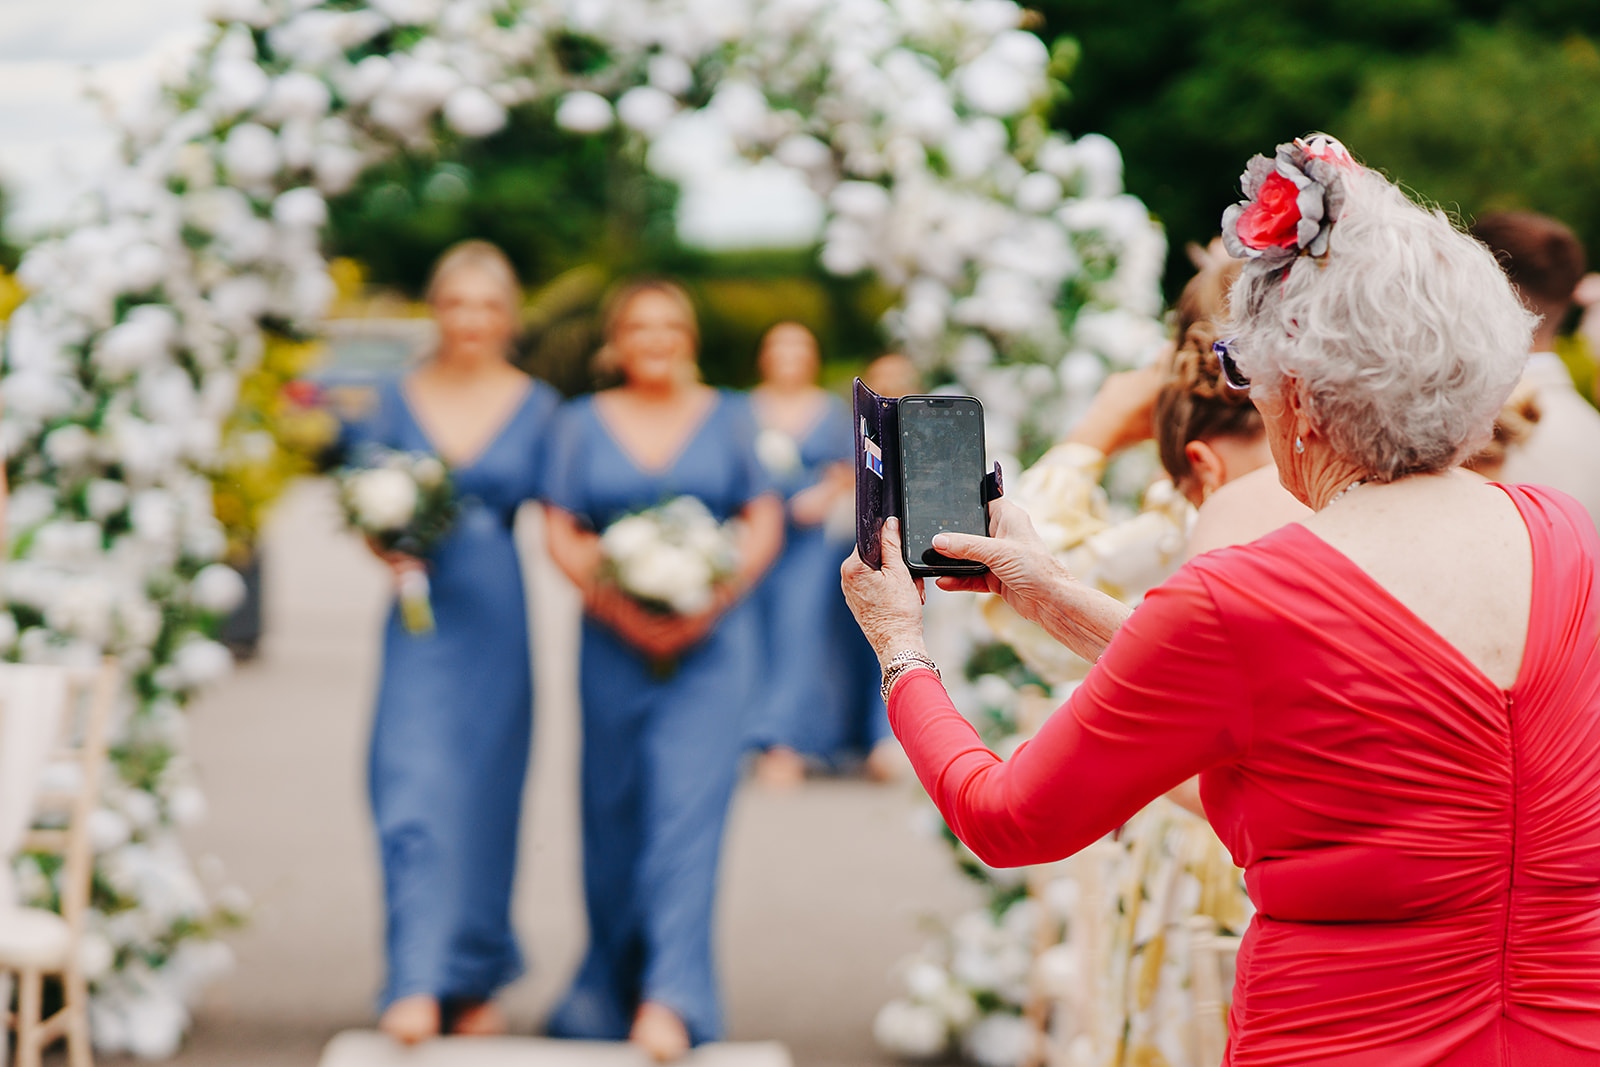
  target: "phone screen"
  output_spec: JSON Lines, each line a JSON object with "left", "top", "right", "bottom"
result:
{"left": 897, "top": 396, "right": 988, "bottom": 573}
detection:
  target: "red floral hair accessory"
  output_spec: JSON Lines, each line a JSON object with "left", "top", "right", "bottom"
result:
{"left": 1221, "top": 135, "right": 1355, "bottom": 264}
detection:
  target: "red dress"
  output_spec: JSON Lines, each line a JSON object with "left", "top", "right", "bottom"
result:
{"left": 891, "top": 484, "right": 1600, "bottom": 1064}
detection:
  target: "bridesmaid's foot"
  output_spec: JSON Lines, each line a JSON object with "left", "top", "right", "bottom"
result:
{"left": 865, "top": 738, "right": 908, "bottom": 783}
{"left": 630, "top": 1001, "right": 690, "bottom": 1063}
{"left": 379, "top": 995, "right": 440, "bottom": 1045}
{"left": 754, "top": 746, "right": 806, "bottom": 789}
{"left": 449, "top": 999, "right": 508, "bottom": 1036}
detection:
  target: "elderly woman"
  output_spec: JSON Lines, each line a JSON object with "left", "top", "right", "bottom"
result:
{"left": 844, "top": 138, "right": 1600, "bottom": 1063}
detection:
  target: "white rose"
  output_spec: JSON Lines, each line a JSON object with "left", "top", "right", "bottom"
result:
{"left": 616, "top": 86, "right": 678, "bottom": 133}
{"left": 624, "top": 544, "right": 712, "bottom": 613}
{"left": 601, "top": 515, "right": 657, "bottom": 563}
{"left": 93, "top": 304, "right": 179, "bottom": 380}
{"left": 78, "top": 931, "right": 115, "bottom": 980}
{"left": 555, "top": 91, "right": 614, "bottom": 134}
{"left": 904, "top": 960, "right": 950, "bottom": 1001}
{"left": 755, "top": 428, "right": 801, "bottom": 476}
{"left": 272, "top": 187, "right": 328, "bottom": 231}
{"left": 873, "top": 999, "right": 947, "bottom": 1060}
{"left": 263, "top": 71, "right": 331, "bottom": 123}
{"left": 207, "top": 58, "right": 268, "bottom": 116}
{"left": 123, "top": 992, "right": 187, "bottom": 1061}
{"left": 190, "top": 564, "right": 247, "bottom": 614}
{"left": 222, "top": 123, "right": 282, "bottom": 186}
{"left": 444, "top": 86, "right": 506, "bottom": 137}
{"left": 410, "top": 456, "right": 446, "bottom": 491}
{"left": 87, "top": 808, "right": 133, "bottom": 853}
{"left": 167, "top": 785, "right": 208, "bottom": 827}
{"left": 44, "top": 424, "right": 96, "bottom": 468}
{"left": 962, "top": 1013, "right": 1032, "bottom": 1067}
{"left": 174, "top": 638, "right": 233, "bottom": 687}
{"left": 351, "top": 467, "right": 419, "bottom": 531}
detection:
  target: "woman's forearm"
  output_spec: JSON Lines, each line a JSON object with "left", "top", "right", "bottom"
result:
{"left": 733, "top": 493, "right": 785, "bottom": 591}
{"left": 544, "top": 507, "right": 603, "bottom": 595}
{"left": 1020, "top": 559, "right": 1133, "bottom": 663}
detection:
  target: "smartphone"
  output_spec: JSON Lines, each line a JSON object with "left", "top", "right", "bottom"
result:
{"left": 895, "top": 394, "right": 990, "bottom": 577}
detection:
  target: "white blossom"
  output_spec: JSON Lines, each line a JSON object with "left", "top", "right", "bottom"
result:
{"left": 189, "top": 564, "right": 247, "bottom": 614}
{"left": 221, "top": 123, "right": 282, "bottom": 186}
{"left": 262, "top": 72, "right": 332, "bottom": 123}
{"left": 617, "top": 86, "right": 679, "bottom": 133}
{"left": 874, "top": 1000, "right": 948, "bottom": 1060}
{"left": 556, "top": 91, "right": 614, "bottom": 134}
{"left": 443, "top": 86, "right": 507, "bottom": 137}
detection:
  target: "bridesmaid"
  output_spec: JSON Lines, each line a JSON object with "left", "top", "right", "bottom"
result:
{"left": 543, "top": 279, "right": 783, "bottom": 1061}
{"left": 743, "top": 323, "right": 855, "bottom": 787}
{"left": 347, "top": 240, "right": 560, "bottom": 1043}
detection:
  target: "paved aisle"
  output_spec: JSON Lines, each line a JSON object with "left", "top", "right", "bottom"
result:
{"left": 126, "top": 481, "right": 977, "bottom": 1066}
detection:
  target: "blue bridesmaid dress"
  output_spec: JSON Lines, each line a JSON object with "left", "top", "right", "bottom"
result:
{"left": 543, "top": 390, "right": 772, "bottom": 1045}
{"left": 348, "top": 375, "right": 561, "bottom": 1012}
{"left": 744, "top": 395, "right": 871, "bottom": 761}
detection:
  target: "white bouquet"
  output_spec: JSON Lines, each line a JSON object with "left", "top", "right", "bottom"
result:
{"left": 336, "top": 447, "right": 456, "bottom": 633}
{"left": 599, "top": 496, "right": 738, "bottom": 616}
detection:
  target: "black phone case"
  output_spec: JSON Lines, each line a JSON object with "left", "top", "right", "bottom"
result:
{"left": 853, "top": 378, "right": 1003, "bottom": 572}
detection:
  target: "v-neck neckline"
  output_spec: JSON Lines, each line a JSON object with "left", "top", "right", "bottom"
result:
{"left": 752, "top": 387, "right": 832, "bottom": 445}
{"left": 1281, "top": 483, "right": 1540, "bottom": 697}
{"left": 396, "top": 375, "right": 535, "bottom": 472}
{"left": 590, "top": 389, "right": 723, "bottom": 477}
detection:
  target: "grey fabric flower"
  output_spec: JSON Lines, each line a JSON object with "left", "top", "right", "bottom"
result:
{"left": 1220, "top": 135, "right": 1352, "bottom": 264}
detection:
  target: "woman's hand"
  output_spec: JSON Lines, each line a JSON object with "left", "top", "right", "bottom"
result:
{"left": 366, "top": 537, "right": 424, "bottom": 586}
{"left": 932, "top": 499, "right": 1132, "bottom": 663}
{"left": 840, "top": 518, "right": 929, "bottom": 665}
{"left": 930, "top": 500, "right": 1065, "bottom": 617}
{"left": 788, "top": 463, "right": 852, "bottom": 527}
{"left": 585, "top": 584, "right": 727, "bottom": 660}
{"left": 1063, "top": 360, "right": 1168, "bottom": 456}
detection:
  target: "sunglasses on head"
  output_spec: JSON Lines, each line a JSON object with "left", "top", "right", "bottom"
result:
{"left": 1212, "top": 338, "right": 1250, "bottom": 391}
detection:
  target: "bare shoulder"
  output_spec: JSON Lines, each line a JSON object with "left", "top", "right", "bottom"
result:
{"left": 1185, "top": 465, "right": 1312, "bottom": 560}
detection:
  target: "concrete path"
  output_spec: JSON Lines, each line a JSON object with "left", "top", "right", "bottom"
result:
{"left": 103, "top": 481, "right": 977, "bottom": 1066}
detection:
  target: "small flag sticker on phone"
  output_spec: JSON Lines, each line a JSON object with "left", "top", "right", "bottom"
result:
{"left": 861, "top": 417, "right": 883, "bottom": 478}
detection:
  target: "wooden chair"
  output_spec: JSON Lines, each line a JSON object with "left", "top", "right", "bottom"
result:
{"left": 0, "top": 659, "right": 119, "bottom": 1067}
{"left": 1187, "top": 914, "right": 1242, "bottom": 1067}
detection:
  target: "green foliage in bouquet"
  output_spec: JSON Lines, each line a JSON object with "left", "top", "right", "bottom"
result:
{"left": 336, "top": 448, "right": 458, "bottom": 558}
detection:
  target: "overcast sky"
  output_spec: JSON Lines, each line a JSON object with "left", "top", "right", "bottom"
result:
{"left": 0, "top": 0, "right": 817, "bottom": 247}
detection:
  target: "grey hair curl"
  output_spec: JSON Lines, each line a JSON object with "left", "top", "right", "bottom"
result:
{"left": 1227, "top": 165, "right": 1536, "bottom": 482}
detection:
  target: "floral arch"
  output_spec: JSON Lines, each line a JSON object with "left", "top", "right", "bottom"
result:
{"left": 0, "top": 0, "right": 1164, "bottom": 1054}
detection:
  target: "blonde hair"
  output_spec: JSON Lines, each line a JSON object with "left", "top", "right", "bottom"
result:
{"left": 425, "top": 239, "right": 521, "bottom": 310}
{"left": 601, "top": 278, "right": 700, "bottom": 347}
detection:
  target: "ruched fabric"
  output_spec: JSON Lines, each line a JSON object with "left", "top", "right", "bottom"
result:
{"left": 890, "top": 483, "right": 1600, "bottom": 1064}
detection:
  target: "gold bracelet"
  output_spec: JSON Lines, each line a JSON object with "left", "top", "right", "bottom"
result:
{"left": 881, "top": 650, "right": 940, "bottom": 704}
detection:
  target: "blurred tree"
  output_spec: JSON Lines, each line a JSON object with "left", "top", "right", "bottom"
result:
{"left": 325, "top": 105, "right": 890, "bottom": 391}
{"left": 1032, "top": 0, "right": 1600, "bottom": 295}
{"left": 1343, "top": 27, "right": 1600, "bottom": 282}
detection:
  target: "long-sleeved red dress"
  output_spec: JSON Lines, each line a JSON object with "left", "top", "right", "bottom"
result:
{"left": 891, "top": 484, "right": 1600, "bottom": 1064}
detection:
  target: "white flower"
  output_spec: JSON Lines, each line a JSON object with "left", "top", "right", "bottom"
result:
{"left": 93, "top": 304, "right": 179, "bottom": 380}
{"left": 167, "top": 785, "right": 208, "bottom": 827}
{"left": 207, "top": 58, "right": 269, "bottom": 116}
{"left": 189, "top": 564, "right": 247, "bottom": 614}
{"left": 904, "top": 960, "right": 949, "bottom": 1001}
{"left": 1014, "top": 171, "right": 1062, "bottom": 214}
{"left": 874, "top": 999, "right": 948, "bottom": 1060}
{"left": 222, "top": 123, "right": 282, "bottom": 186}
{"left": 411, "top": 456, "right": 446, "bottom": 490}
{"left": 123, "top": 991, "right": 187, "bottom": 1060}
{"left": 443, "top": 86, "right": 507, "bottom": 137}
{"left": 617, "top": 86, "right": 678, "bottom": 133}
{"left": 87, "top": 809, "right": 134, "bottom": 853}
{"left": 624, "top": 544, "right": 713, "bottom": 614}
{"left": 271, "top": 187, "right": 328, "bottom": 231}
{"left": 648, "top": 54, "right": 695, "bottom": 96}
{"left": 263, "top": 72, "right": 331, "bottom": 123}
{"left": 371, "top": 0, "right": 445, "bottom": 22}
{"left": 79, "top": 931, "right": 115, "bottom": 980}
{"left": 958, "top": 55, "right": 1033, "bottom": 117}
{"left": 204, "top": 0, "right": 271, "bottom": 25}
{"left": 350, "top": 467, "right": 419, "bottom": 531}
{"left": 774, "top": 133, "right": 832, "bottom": 171}
{"left": 755, "top": 428, "right": 802, "bottom": 476}
{"left": 44, "top": 425, "right": 97, "bottom": 469}
{"left": 962, "top": 1012, "right": 1032, "bottom": 1067}
{"left": 337, "top": 55, "right": 393, "bottom": 107}
{"left": 600, "top": 515, "right": 656, "bottom": 562}
{"left": 556, "top": 91, "right": 614, "bottom": 134}
{"left": 117, "top": 242, "right": 174, "bottom": 294}
{"left": 174, "top": 638, "right": 233, "bottom": 687}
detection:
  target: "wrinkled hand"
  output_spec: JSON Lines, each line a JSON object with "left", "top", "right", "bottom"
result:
{"left": 931, "top": 499, "right": 1069, "bottom": 621}
{"left": 840, "top": 518, "right": 928, "bottom": 665}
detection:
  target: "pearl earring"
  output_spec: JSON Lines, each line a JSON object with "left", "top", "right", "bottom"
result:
{"left": 1294, "top": 436, "right": 1305, "bottom": 454}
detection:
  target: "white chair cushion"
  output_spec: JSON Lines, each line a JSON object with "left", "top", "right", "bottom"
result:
{"left": 0, "top": 906, "right": 71, "bottom": 970}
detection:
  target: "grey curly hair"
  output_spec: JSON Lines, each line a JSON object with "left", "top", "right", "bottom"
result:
{"left": 1227, "top": 161, "right": 1536, "bottom": 482}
